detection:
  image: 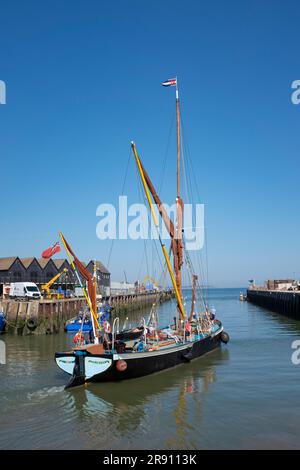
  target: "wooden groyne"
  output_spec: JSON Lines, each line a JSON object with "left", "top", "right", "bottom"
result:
{"left": 0, "top": 290, "right": 173, "bottom": 335}
{"left": 247, "top": 289, "right": 300, "bottom": 319}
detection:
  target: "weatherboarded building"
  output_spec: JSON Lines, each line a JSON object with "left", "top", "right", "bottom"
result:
{"left": 0, "top": 257, "right": 110, "bottom": 296}
{"left": 0, "top": 257, "right": 26, "bottom": 284}
{"left": 86, "top": 260, "right": 110, "bottom": 296}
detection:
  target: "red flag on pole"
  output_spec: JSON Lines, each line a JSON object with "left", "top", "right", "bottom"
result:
{"left": 41, "top": 241, "right": 61, "bottom": 259}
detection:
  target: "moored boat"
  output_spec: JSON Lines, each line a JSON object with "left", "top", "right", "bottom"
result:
{"left": 56, "top": 321, "right": 227, "bottom": 388}
{"left": 65, "top": 315, "right": 93, "bottom": 332}
{"left": 55, "top": 77, "right": 229, "bottom": 388}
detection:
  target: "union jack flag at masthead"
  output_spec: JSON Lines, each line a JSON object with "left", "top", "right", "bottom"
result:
{"left": 162, "top": 78, "right": 177, "bottom": 87}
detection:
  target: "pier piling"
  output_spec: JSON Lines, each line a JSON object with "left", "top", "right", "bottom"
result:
{"left": 0, "top": 290, "right": 174, "bottom": 335}
{"left": 247, "top": 289, "right": 300, "bottom": 319}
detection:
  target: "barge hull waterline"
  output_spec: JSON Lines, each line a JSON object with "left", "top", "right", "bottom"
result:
{"left": 55, "top": 327, "right": 223, "bottom": 387}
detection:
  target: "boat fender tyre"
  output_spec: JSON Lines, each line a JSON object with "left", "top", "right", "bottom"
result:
{"left": 221, "top": 331, "right": 230, "bottom": 344}
{"left": 116, "top": 360, "right": 127, "bottom": 372}
{"left": 26, "top": 318, "right": 38, "bottom": 331}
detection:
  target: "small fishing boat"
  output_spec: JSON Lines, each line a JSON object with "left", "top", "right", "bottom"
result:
{"left": 65, "top": 314, "right": 93, "bottom": 332}
{"left": 55, "top": 78, "right": 229, "bottom": 388}
{"left": 239, "top": 293, "right": 247, "bottom": 301}
{"left": 65, "top": 264, "right": 114, "bottom": 333}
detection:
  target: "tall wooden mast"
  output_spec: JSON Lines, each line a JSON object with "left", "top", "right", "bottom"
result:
{"left": 173, "top": 78, "right": 184, "bottom": 306}
{"left": 176, "top": 81, "right": 181, "bottom": 198}
{"left": 189, "top": 274, "right": 198, "bottom": 321}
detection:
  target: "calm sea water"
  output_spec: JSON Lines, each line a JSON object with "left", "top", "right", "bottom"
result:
{"left": 0, "top": 288, "right": 300, "bottom": 450}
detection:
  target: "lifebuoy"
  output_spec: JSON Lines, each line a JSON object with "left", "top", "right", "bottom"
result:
{"left": 103, "top": 321, "right": 111, "bottom": 333}
{"left": 116, "top": 360, "right": 127, "bottom": 372}
{"left": 73, "top": 332, "right": 85, "bottom": 344}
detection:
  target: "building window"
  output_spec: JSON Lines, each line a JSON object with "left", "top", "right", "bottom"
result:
{"left": 13, "top": 271, "right": 21, "bottom": 281}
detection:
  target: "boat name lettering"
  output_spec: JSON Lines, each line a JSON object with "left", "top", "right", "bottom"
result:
{"left": 88, "top": 359, "right": 110, "bottom": 365}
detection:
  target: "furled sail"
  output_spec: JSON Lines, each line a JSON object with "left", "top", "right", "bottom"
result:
{"left": 60, "top": 233, "right": 97, "bottom": 322}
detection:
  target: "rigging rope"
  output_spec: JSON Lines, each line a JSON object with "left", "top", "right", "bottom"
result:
{"left": 180, "top": 109, "right": 211, "bottom": 306}
{"left": 106, "top": 146, "right": 132, "bottom": 269}
{"left": 158, "top": 110, "right": 175, "bottom": 195}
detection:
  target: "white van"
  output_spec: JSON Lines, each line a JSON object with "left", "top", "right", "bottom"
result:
{"left": 10, "top": 282, "right": 41, "bottom": 300}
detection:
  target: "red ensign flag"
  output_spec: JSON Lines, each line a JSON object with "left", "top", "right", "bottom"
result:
{"left": 41, "top": 241, "right": 61, "bottom": 259}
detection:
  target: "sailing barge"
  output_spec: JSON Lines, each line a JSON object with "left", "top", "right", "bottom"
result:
{"left": 55, "top": 78, "right": 229, "bottom": 388}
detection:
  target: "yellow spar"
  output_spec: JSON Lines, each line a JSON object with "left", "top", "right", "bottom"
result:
{"left": 59, "top": 232, "right": 101, "bottom": 331}
{"left": 131, "top": 142, "right": 186, "bottom": 320}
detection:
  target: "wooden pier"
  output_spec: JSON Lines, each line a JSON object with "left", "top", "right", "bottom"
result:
{"left": 0, "top": 290, "right": 174, "bottom": 335}
{"left": 247, "top": 288, "right": 300, "bottom": 320}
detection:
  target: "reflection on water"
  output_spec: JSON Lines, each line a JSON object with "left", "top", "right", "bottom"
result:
{"left": 68, "top": 348, "right": 229, "bottom": 449}
{"left": 0, "top": 288, "right": 300, "bottom": 449}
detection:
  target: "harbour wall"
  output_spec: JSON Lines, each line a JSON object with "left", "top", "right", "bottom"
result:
{"left": 247, "top": 289, "right": 300, "bottom": 320}
{"left": 0, "top": 291, "right": 173, "bottom": 335}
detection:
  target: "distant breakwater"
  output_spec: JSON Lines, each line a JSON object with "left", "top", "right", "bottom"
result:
{"left": 247, "top": 289, "right": 300, "bottom": 320}
{"left": 0, "top": 291, "right": 174, "bottom": 335}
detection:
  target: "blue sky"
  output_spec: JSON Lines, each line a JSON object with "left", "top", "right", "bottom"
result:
{"left": 1, "top": 0, "right": 300, "bottom": 287}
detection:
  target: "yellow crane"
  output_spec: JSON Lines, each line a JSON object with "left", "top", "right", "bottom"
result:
{"left": 42, "top": 268, "right": 68, "bottom": 299}
{"left": 142, "top": 275, "right": 159, "bottom": 290}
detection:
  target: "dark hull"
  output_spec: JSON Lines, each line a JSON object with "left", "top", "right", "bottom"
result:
{"left": 55, "top": 327, "right": 223, "bottom": 387}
